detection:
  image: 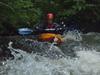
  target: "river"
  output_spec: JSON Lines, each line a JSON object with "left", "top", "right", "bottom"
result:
{"left": 0, "top": 31, "right": 100, "bottom": 75}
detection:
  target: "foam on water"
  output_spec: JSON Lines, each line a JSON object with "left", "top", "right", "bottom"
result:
{"left": 1, "top": 32, "right": 100, "bottom": 75}
{"left": 63, "top": 30, "right": 82, "bottom": 41}
{"left": 1, "top": 43, "right": 100, "bottom": 75}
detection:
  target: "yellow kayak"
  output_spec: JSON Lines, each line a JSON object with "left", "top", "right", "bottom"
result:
{"left": 38, "top": 33, "right": 64, "bottom": 44}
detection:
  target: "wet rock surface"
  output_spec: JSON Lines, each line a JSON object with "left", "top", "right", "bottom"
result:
{"left": 0, "top": 36, "right": 25, "bottom": 60}
{"left": 0, "top": 36, "right": 14, "bottom": 60}
{"left": 0, "top": 36, "right": 65, "bottom": 61}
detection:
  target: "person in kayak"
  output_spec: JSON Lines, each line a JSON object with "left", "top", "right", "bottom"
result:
{"left": 33, "top": 13, "right": 64, "bottom": 44}
{"left": 34, "top": 13, "right": 64, "bottom": 34}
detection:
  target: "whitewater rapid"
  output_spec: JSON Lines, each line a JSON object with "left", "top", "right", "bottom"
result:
{"left": 0, "top": 31, "right": 100, "bottom": 75}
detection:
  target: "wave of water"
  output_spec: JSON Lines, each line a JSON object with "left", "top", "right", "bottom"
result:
{"left": 63, "top": 30, "right": 82, "bottom": 41}
{"left": 0, "top": 32, "right": 100, "bottom": 75}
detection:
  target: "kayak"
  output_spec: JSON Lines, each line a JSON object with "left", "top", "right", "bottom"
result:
{"left": 18, "top": 28, "right": 64, "bottom": 44}
{"left": 38, "top": 33, "right": 64, "bottom": 44}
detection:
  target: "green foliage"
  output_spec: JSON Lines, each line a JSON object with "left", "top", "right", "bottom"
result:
{"left": 0, "top": 0, "right": 100, "bottom": 30}
{"left": 57, "top": 0, "right": 87, "bottom": 19}
{"left": 7, "top": 0, "right": 43, "bottom": 27}
{"left": 0, "top": 0, "right": 43, "bottom": 28}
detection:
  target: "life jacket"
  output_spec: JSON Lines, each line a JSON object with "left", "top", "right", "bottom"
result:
{"left": 47, "top": 23, "right": 55, "bottom": 28}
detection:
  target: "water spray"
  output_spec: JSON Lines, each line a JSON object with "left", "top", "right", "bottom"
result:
{"left": 49, "top": 37, "right": 58, "bottom": 50}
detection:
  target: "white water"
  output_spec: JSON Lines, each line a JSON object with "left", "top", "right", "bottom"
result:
{"left": 0, "top": 32, "right": 100, "bottom": 75}
{"left": 63, "top": 30, "right": 82, "bottom": 41}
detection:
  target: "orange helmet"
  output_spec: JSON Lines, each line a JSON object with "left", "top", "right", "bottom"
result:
{"left": 47, "top": 13, "right": 54, "bottom": 20}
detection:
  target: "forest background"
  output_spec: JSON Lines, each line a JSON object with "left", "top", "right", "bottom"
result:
{"left": 0, "top": 0, "right": 100, "bottom": 35}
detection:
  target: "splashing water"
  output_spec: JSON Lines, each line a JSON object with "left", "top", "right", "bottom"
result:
{"left": 0, "top": 32, "right": 100, "bottom": 75}
{"left": 63, "top": 30, "right": 82, "bottom": 41}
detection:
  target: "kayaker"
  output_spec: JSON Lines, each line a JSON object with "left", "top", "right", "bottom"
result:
{"left": 46, "top": 13, "right": 55, "bottom": 29}
{"left": 34, "top": 13, "right": 64, "bottom": 34}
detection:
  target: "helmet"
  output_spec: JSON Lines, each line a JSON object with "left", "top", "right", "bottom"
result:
{"left": 47, "top": 13, "right": 54, "bottom": 20}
